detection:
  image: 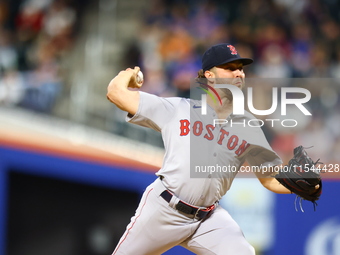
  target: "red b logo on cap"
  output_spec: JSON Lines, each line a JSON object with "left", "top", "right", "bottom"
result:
{"left": 227, "top": 45, "right": 238, "bottom": 55}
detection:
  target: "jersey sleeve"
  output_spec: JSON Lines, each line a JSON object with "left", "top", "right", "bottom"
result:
{"left": 244, "top": 125, "right": 283, "bottom": 167}
{"left": 245, "top": 145, "right": 283, "bottom": 168}
{"left": 126, "top": 91, "right": 182, "bottom": 132}
{"left": 236, "top": 112, "right": 283, "bottom": 167}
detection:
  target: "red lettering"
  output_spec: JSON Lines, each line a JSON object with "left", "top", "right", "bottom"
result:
{"left": 217, "top": 129, "right": 229, "bottom": 145}
{"left": 180, "top": 119, "right": 190, "bottom": 136}
{"left": 227, "top": 135, "right": 239, "bottom": 150}
{"left": 204, "top": 124, "right": 215, "bottom": 140}
{"left": 193, "top": 121, "right": 203, "bottom": 136}
{"left": 179, "top": 120, "right": 250, "bottom": 157}
{"left": 227, "top": 45, "right": 238, "bottom": 55}
{"left": 235, "top": 140, "right": 250, "bottom": 156}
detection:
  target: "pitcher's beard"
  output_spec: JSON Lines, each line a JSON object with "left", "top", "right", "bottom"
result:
{"left": 220, "top": 88, "right": 234, "bottom": 102}
{"left": 214, "top": 78, "right": 244, "bottom": 102}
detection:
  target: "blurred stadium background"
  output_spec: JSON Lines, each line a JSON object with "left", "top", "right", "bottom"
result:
{"left": 0, "top": 0, "right": 340, "bottom": 254}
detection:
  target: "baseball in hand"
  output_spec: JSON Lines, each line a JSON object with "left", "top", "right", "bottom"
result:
{"left": 136, "top": 70, "right": 144, "bottom": 86}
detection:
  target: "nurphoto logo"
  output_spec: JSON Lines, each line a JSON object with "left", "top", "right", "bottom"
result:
{"left": 197, "top": 83, "right": 312, "bottom": 128}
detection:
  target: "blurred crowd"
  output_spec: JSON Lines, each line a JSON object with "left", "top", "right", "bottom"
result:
{"left": 0, "top": 0, "right": 79, "bottom": 113}
{"left": 123, "top": 0, "right": 340, "bottom": 162}
{"left": 126, "top": 0, "right": 340, "bottom": 96}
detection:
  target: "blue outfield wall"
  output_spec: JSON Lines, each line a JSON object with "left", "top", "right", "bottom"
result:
{"left": 273, "top": 180, "right": 340, "bottom": 255}
{"left": 0, "top": 146, "right": 192, "bottom": 255}
{"left": 0, "top": 162, "right": 7, "bottom": 255}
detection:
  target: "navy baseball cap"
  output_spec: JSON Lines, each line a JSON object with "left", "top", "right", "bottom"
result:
{"left": 202, "top": 43, "right": 253, "bottom": 71}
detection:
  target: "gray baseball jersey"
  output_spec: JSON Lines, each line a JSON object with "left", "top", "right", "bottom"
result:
{"left": 113, "top": 91, "right": 282, "bottom": 255}
{"left": 127, "top": 92, "right": 281, "bottom": 206}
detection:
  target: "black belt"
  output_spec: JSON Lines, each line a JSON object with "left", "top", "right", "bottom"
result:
{"left": 160, "top": 190, "right": 216, "bottom": 220}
